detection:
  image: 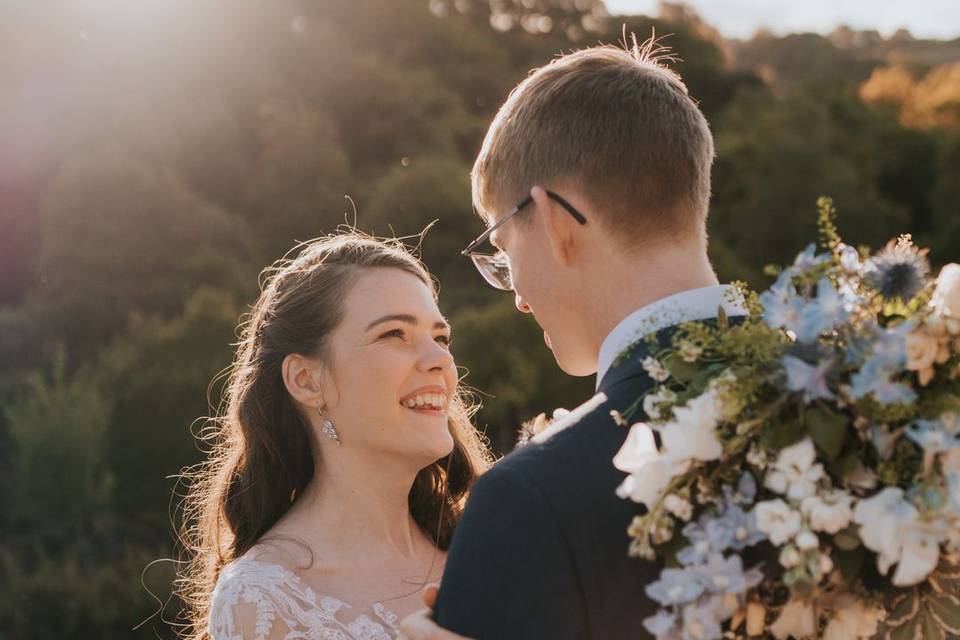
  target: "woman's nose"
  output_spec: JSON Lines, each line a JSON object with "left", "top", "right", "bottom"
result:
{"left": 419, "top": 338, "right": 455, "bottom": 372}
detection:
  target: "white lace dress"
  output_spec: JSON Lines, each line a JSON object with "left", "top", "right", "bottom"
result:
{"left": 208, "top": 549, "right": 401, "bottom": 640}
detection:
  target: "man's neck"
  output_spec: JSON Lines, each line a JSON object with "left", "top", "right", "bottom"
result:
{"left": 581, "top": 242, "right": 719, "bottom": 368}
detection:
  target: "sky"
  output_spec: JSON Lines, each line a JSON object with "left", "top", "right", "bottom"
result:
{"left": 604, "top": 0, "right": 960, "bottom": 40}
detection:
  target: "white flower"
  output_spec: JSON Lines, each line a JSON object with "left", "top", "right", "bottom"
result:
{"left": 642, "top": 356, "right": 670, "bottom": 382}
{"left": 795, "top": 529, "right": 819, "bottom": 550}
{"left": 823, "top": 594, "right": 884, "bottom": 640}
{"left": 818, "top": 553, "right": 834, "bottom": 575}
{"left": 801, "top": 489, "right": 855, "bottom": 534}
{"left": 754, "top": 499, "right": 802, "bottom": 545}
{"left": 659, "top": 390, "right": 724, "bottom": 462}
{"left": 853, "top": 487, "right": 945, "bottom": 585}
{"left": 838, "top": 243, "right": 862, "bottom": 273}
{"left": 764, "top": 438, "right": 825, "bottom": 500}
{"left": 779, "top": 545, "right": 801, "bottom": 568}
{"left": 678, "top": 341, "right": 703, "bottom": 363}
{"left": 663, "top": 494, "right": 693, "bottom": 521}
{"left": 893, "top": 518, "right": 946, "bottom": 586}
{"left": 613, "top": 423, "right": 687, "bottom": 509}
{"left": 853, "top": 488, "right": 915, "bottom": 575}
{"left": 931, "top": 263, "right": 960, "bottom": 318}
{"left": 769, "top": 598, "right": 817, "bottom": 639}
{"left": 642, "top": 387, "right": 676, "bottom": 421}
{"left": 708, "top": 368, "right": 743, "bottom": 420}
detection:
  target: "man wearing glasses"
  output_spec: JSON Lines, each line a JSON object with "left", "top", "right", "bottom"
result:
{"left": 402, "top": 41, "right": 746, "bottom": 639}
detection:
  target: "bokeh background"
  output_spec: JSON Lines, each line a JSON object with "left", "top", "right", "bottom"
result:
{"left": 1, "top": 0, "right": 958, "bottom": 637}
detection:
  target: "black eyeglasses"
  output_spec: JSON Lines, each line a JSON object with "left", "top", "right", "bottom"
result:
{"left": 461, "top": 190, "right": 587, "bottom": 291}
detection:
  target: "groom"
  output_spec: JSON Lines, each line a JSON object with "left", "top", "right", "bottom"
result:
{"left": 404, "top": 42, "right": 746, "bottom": 639}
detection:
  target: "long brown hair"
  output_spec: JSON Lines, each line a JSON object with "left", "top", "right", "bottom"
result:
{"left": 174, "top": 232, "right": 491, "bottom": 639}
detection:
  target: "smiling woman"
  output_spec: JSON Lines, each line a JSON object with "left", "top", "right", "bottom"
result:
{"left": 176, "top": 232, "right": 492, "bottom": 640}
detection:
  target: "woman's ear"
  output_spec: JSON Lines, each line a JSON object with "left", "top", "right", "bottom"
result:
{"left": 531, "top": 186, "right": 576, "bottom": 266}
{"left": 282, "top": 353, "right": 324, "bottom": 408}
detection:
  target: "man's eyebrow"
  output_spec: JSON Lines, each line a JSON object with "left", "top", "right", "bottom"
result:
{"left": 365, "top": 314, "right": 450, "bottom": 332}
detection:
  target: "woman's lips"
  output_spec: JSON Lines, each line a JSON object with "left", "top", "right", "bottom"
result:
{"left": 544, "top": 331, "right": 552, "bottom": 349}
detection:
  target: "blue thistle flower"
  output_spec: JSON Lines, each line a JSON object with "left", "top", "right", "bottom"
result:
{"left": 863, "top": 239, "right": 930, "bottom": 301}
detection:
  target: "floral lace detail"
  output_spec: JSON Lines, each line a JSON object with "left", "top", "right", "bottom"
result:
{"left": 208, "top": 550, "right": 400, "bottom": 640}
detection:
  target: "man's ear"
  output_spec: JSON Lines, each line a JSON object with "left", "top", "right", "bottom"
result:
{"left": 531, "top": 186, "right": 577, "bottom": 266}
{"left": 282, "top": 353, "right": 325, "bottom": 409}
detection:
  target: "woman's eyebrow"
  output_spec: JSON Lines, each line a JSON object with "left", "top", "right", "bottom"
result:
{"left": 365, "top": 314, "right": 449, "bottom": 332}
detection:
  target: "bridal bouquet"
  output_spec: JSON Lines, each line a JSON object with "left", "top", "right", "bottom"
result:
{"left": 613, "top": 199, "right": 960, "bottom": 640}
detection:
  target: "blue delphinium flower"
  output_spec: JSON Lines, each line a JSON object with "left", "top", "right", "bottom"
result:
{"left": 849, "top": 358, "right": 917, "bottom": 404}
{"left": 643, "top": 610, "right": 681, "bottom": 640}
{"left": 759, "top": 279, "right": 805, "bottom": 335}
{"left": 720, "top": 504, "right": 767, "bottom": 550}
{"left": 782, "top": 355, "right": 835, "bottom": 402}
{"left": 792, "top": 243, "right": 831, "bottom": 272}
{"left": 906, "top": 416, "right": 960, "bottom": 454}
{"left": 646, "top": 568, "right": 705, "bottom": 606}
{"left": 694, "top": 553, "right": 763, "bottom": 597}
{"left": 849, "top": 323, "right": 918, "bottom": 404}
{"left": 794, "top": 279, "right": 849, "bottom": 342}
{"left": 725, "top": 471, "right": 757, "bottom": 505}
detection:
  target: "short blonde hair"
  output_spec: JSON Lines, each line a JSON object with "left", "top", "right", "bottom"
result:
{"left": 472, "top": 40, "right": 714, "bottom": 243}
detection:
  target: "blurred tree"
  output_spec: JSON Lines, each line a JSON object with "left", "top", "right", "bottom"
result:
{"left": 5, "top": 144, "right": 252, "bottom": 368}
{"left": 4, "top": 349, "right": 114, "bottom": 555}
{"left": 94, "top": 288, "right": 240, "bottom": 544}
{"left": 710, "top": 87, "right": 918, "bottom": 281}
{"left": 364, "top": 154, "right": 494, "bottom": 310}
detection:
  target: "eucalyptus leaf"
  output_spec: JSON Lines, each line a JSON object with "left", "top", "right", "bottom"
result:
{"left": 805, "top": 406, "right": 848, "bottom": 461}
{"left": 761, "top": 416, "right": 807, "bottom": 451}
{"left": 663, "top": 352, "right": 703, "bottom": 383}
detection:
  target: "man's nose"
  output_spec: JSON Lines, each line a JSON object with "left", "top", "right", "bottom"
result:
{"left": 515, "top": 293, "right": 532, "bottom": 313}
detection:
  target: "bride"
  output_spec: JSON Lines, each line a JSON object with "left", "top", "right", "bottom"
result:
{"left": 176, "top": 233, "right": 492, "bottom": 640}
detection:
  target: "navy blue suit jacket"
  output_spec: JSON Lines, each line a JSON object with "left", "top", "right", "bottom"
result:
{"left": 433, "top": 334, "right": 669, "bottom": 639}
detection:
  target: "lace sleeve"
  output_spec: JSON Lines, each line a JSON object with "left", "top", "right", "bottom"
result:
{"left": 208, "top": 566, "right": 298, "bottom": 640}
{"left": 209, "top": 594, "right": 295, "bottom": 640}
{"left": 207, "top": 553, "right": 397, "bottom": 640}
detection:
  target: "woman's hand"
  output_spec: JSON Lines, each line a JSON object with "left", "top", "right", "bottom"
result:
{"left": 399, "top": 584, "right": 473, "bottom": 640}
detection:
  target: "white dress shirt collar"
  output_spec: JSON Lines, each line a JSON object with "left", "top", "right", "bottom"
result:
{"left": 595, "top": 284, "right": 747, "bottom": 389}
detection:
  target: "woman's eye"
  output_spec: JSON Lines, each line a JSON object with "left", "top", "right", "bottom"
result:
{"left": 435, "top": 334, "right": 452, "bottom": 346}
{"left": 380, "top": 329, "right": 405, "bottom": 340}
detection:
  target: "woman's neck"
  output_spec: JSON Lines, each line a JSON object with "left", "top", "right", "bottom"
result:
{"left": 280, "top": 449, "right": 428, "bottom": 560}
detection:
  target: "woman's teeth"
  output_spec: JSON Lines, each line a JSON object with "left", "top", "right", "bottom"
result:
{"left": 401, "top": 394, "right": 446, "bottom": 410}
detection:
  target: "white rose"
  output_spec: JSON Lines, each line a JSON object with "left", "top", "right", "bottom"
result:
{"left": 932, "top": 263, "right": 960, "bottom": 318}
